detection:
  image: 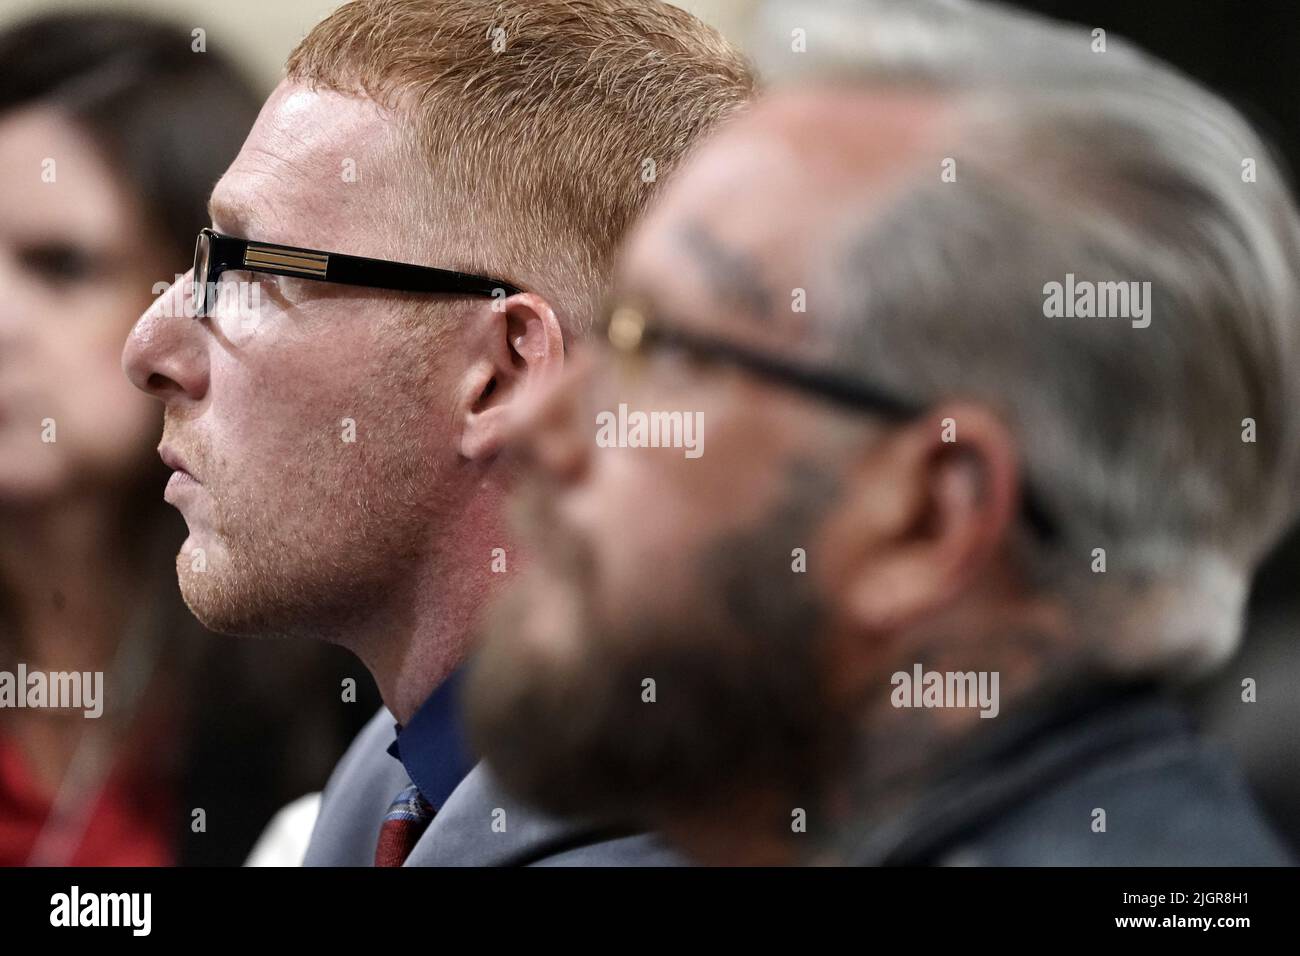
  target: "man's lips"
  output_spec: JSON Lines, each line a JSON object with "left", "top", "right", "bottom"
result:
{"left": 158, "top": 445, "right": 198, "bottom": 483}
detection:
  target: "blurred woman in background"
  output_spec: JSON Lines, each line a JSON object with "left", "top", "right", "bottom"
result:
{"left": 0, "top": 10, "right": 378, "bottom": 866}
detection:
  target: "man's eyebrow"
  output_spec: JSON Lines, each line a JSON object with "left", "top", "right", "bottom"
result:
{"left": 677, "top": 221, "right": 774, "bottom": 321}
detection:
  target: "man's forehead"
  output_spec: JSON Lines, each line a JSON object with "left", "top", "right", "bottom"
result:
{"left": 756, "top": 86, "right": 952, "bottom": 168}
{"left": 209, "top": 81, "right": 399, "bottom": 249}
{"left": 620, "top": 86, "right": 950, "bottom": 337}
{"left": 648, "top": 86, "right": 950, "bottom": 244}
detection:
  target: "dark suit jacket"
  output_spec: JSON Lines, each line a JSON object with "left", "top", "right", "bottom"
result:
{"left": 303, "top": 707, "right": 685, "bottom": 866}
{"left": 848, "top": 684, "right": 1292, "bottom": 865}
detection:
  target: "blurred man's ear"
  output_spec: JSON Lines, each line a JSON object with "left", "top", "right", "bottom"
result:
{"left": 458, "top": 292, "right": 565, "bottom": 460}
{"left": 819, "top": 402, "right": 1021, "bottom": 634}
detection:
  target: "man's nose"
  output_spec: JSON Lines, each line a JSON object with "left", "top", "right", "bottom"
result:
{"left": 0, "top": 254, "right": 27, "bottom": 363}
{"left": 506, "top": 349, "right": 598, "bottom": 484}
{"left": 122, "top": 271, "right": 209, "bottom": 403}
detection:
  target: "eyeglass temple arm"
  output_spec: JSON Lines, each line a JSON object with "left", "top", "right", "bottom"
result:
{"left": 639, "top": 321, "right": 1059, "bottom": 542}
{"left": 205, "top": 233, "right": 521, "bottom": 299}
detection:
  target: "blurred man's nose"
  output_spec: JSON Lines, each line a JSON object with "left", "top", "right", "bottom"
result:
{"left": 506, "top": 349, "right": 598, "bottom": 484}
{"left": 122, "top": 272, "right": 209, "bottom": 404}
{"left": 0, "top": 254, "right": 23, "bottom": 357}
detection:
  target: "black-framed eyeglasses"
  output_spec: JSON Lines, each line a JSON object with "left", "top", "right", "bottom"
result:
{"left": 190, "top": 228, "right": 524, "bottom": 318}
{"left": 600, "top": 301, "right": 1058, "bottom": 543}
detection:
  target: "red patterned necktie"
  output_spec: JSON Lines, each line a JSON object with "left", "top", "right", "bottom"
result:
{"left": 374, "top": 783, "right": 435, "bottom": 867}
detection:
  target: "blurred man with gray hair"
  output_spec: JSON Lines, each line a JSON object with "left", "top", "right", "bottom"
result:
{"left": 466, "top": 0, "right": 1300, "bottom": 865}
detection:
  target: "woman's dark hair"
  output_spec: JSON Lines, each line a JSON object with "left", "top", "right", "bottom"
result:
{"left": 0, "top": 10, "right": 263, "bottom": 261}
{"left": 0, "top": 13, "right": 381, "bottom": 865}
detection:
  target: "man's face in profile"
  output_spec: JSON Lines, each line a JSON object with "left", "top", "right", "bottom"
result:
{"left": 123, "top": 83, "right": 458, "bottom": 639}
{"left": 466, "top": 91, "right": 944, "bottom": 853}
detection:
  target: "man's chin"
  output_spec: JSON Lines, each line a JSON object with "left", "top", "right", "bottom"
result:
{"left": 177, "top": 575, "right": 259, "bottom": 637}
{"left": 464, "top": 587, "right": 633, "bottom": 820}
{"left": 466, "top": 599, "right": 737, "bottom": 829}
{"left": 466, "top": 584, "right": 843, "bottom": 835}
{"left": 174, "top": 549, "right": 279, "bottom": 637}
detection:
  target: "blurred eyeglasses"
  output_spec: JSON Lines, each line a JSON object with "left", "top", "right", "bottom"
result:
{"left": 600, "top": 299, "right": 1059, "bottom": 543}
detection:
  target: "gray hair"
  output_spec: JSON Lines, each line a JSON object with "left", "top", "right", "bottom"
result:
{"left": 752, "top": 0, "right": 1300, "bottom": 676}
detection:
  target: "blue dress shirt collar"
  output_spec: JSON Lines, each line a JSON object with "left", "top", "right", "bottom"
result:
{"left": 386, "top": 667, "right": 476, "bottom": 811}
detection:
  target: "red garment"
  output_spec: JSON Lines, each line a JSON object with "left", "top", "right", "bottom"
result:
{"left": 0, "top": 732, "right": 175, "bottom": 866}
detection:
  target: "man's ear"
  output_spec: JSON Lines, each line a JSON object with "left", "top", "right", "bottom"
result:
{"left": 458, "top": 292, "right": 565, "bottom": 460}
{"left": 820, "top": 402, "right": 1021, "bottom": 634}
